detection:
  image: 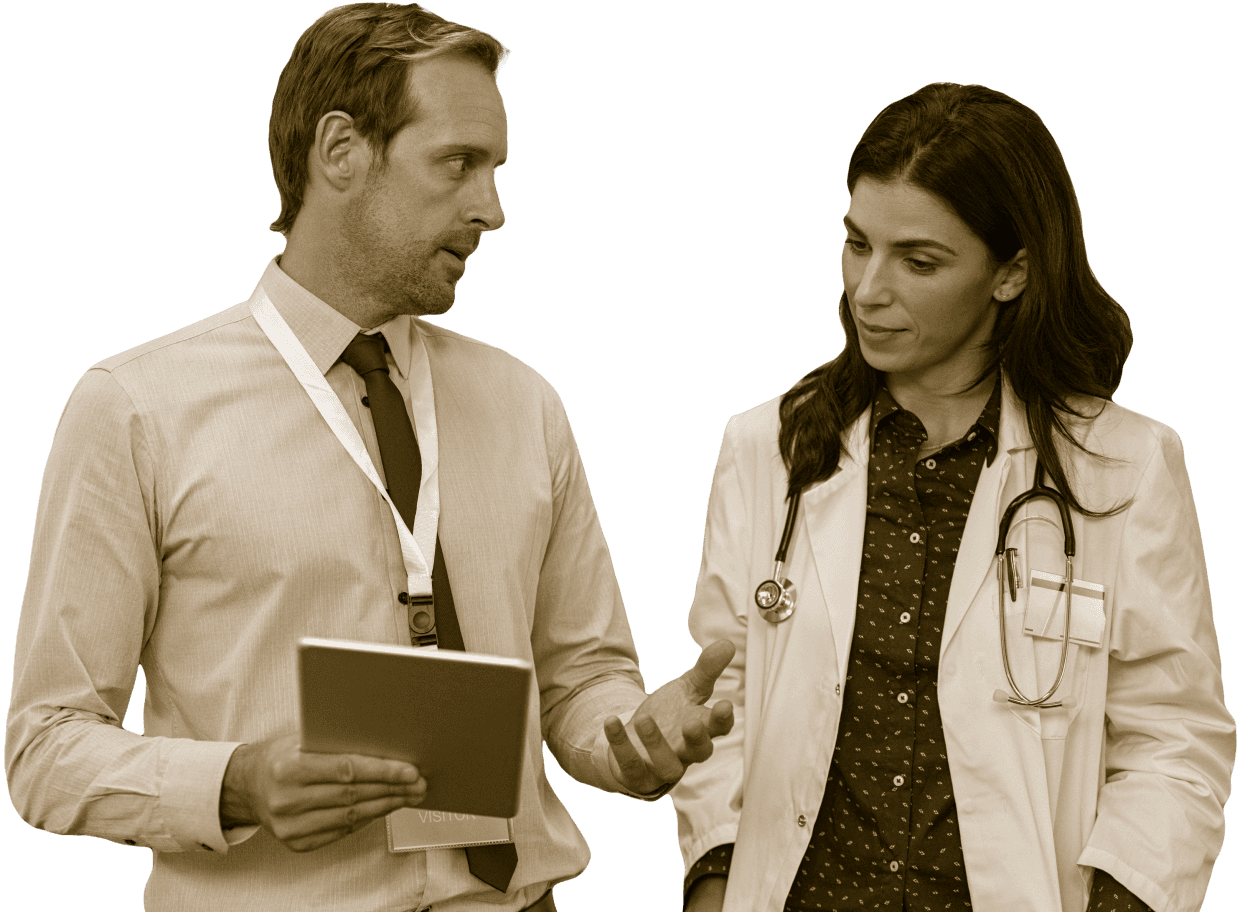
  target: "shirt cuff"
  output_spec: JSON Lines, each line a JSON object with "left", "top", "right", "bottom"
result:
{"left": 589, "top": 708, "right": 671, "bottom": 800}
{"left": 685, "top": 844, "right": 734, "bottom": 899}
{"left": 160, "top": 739, "right": 246, "bottom": 853}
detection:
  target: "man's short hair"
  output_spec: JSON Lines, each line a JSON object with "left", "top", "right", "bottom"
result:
{"left": 269, "top": 2, "right": 506, "bottom": 235}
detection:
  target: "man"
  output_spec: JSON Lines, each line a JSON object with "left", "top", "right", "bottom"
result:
{"left": 6, "top": 5, "right": 732, "bottom": 910}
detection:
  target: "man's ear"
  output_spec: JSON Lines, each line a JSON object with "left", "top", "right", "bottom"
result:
{"left": 994, "top": 248, "right": 1029, "bottom": 301}
{"left": 308, "top": 110, "right": 369, "bottom": 193}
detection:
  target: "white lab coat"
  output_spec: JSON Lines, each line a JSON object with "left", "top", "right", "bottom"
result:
{"left": 672, "top": 380, "right": 1233, "bottom": 912}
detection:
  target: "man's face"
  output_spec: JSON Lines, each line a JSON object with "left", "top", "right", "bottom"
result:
{"left": 340, "top": 54, "right": 507, "bottom": 318}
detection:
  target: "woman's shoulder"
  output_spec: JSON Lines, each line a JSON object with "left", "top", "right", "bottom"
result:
{"left": 724, "top": 395, "right": 783, "bottom": 443}
{"left": 1070, "top": 396, "right": 1183, "bottom": 463}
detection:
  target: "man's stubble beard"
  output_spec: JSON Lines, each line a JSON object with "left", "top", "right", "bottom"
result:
{"left": 340, "top": 186, "right": 456, "bottom": 319}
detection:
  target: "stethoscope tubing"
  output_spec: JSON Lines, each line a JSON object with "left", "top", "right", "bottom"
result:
{"left": 756, "top": 459, "right": 1078, "bottom": 709}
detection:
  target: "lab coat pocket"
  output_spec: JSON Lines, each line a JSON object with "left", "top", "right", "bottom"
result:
{"left": 1003, "top": 572, "right": 1104, "bottom": 740}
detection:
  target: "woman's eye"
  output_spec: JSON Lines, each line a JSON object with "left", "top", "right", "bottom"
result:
{"left": 907, "top": 258, "right": 936, "bottom": 273}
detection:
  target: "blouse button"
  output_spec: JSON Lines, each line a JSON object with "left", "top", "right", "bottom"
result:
{"left": 909, "top": 532, "right": 921, "bottom": 544}
{"left": 967, "top": 431, "right": 977, "bottom": 441}
{"left": 797, "top": 815, "right": 807, "bottom": 827}
{"left": 897, "top": 692, "right": 909, "bottom": 704}
{"left": 889, "top": 861, "right": 900, "bottom": 872}
{"left": 893, "top": 775, "right": 905, "bottom": 787}
{"left": 899, "top": 611, "right": 911, "bottom": 624}
{"left": 925, "top": 458, "right": 937, "bottom": 470}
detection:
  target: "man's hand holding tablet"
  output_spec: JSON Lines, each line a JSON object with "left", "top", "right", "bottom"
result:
{"left": 220, "top": 732, "right": 428, "bottom": 853}
{"left": 603, "top": 640, "right": 737, "bottom": 795}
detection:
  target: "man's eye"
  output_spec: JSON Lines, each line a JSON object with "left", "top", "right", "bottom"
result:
{"left": 845, "top": 238, "right": 868, "bottom": 254}
{"left": 447, "top": 157, "right": 468, "bottom": 172}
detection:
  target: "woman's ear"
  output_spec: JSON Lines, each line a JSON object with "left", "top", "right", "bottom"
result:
{"left": 994, "top": 248, "right": 1029, "bottom": 301}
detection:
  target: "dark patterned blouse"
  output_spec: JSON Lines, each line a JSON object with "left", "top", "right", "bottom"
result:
{"left": 685, "top": 382, "right": 1152, "bottom": 912}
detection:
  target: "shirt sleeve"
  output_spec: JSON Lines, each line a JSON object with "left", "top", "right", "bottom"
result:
{"left": 1089, "top": 868, "right": 1155, "bottom": 912}
{"left": 530, "top": 392, "right": 649, "bottom": 795}
{"left": 5, "top": 368, "right": 244, "bottom": 854}
{"left": 1077, "top": 422, "right": 1235, "bottom": 912}
{"left": 684, "top": 843, "right": 734, "bottom": 899}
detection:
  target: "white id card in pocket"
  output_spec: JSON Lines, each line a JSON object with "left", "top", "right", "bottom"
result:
{"left": 1023, "top": 570, "right": 1105, "bottom": 647}
{"left": 387, "top": 807, "right": 513, "bottom": 852}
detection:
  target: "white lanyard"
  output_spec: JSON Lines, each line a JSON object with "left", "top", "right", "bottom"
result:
{"left": 249, "top": 286, "right": 440, "bottom": 598}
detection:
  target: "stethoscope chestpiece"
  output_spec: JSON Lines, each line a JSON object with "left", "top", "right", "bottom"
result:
{"left": 756, "top": 576, "right": 796, "bottom": 623}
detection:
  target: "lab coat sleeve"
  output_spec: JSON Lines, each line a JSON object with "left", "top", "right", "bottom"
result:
{"left": 1078, "top": 423, "right": 1234, "bottom": 912}
{"left": 671, "top": 418, "right": 751, "bottom": 870}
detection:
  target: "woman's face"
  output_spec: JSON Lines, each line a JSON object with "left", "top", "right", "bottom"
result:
{"left": 842, "top": 177, "right": 1025, "bottom": 393}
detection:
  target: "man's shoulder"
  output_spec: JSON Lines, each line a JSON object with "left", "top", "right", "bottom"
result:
{"left": 92, "top": 303, "right": 254, "bottom": 375}
{"left": 416, "top": 319, "right": 559, "bottom": 400}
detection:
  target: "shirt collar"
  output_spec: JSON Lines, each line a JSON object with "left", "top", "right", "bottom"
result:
{"left": 257, "top": 258, "right": 415, "bottom": 379}
{"left": 870, "top": 375, "right": 1003, "bottom": 466}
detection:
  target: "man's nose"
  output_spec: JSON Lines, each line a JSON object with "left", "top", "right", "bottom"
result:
{"left": 465, "top": 171, "right": 504, "bottom": 232}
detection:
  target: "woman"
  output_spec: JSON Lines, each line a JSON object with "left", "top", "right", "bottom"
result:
{"left": 672, "top": 83, "right": 1233, "bottom": 912}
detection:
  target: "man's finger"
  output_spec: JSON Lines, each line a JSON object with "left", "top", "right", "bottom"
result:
{"left": 297, "top": 752, "right": 422, "bottom": 787}
{"left": 633, "top": 714, "right": 685, "bottom": 784}
{"left": 707, "top": 700, "right": 735, "bottom": 737}
{"left": 605, "top": 716, "right": 653, "bottom": 791}
{"left": 682, "top": 640, "right": 736, "bottom": 699}
{"left": 679, "top": 717, "right": 715, "bottom": 766}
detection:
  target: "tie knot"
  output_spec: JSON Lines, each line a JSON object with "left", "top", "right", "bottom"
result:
{"left": 340, "top": 333, "right": 389, "bottom": 376}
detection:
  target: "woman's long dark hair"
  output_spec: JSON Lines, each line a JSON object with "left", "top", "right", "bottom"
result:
{"left": 779, "top": 83, "right": 1132, "bottom": 515}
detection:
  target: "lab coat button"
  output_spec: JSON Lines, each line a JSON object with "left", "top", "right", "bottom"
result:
{"left": 897, "top": 692, "right": 909, "bottom": 704}
{"left": 797, "top": 815, "right": 807, "bottom": 827}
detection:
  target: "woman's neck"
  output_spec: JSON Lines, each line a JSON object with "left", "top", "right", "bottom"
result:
{"left": 886, "top": 370, "right": 998, "bottom": 450}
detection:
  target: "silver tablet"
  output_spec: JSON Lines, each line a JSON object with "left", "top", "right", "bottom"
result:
{"left": 298, "top": 637, "right": 532, "bottom": 819}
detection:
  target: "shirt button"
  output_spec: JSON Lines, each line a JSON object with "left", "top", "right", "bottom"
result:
{"left": 124, "top": 839, "right": 136, "bottom": 845}
{"left": 925, "top": 458, "right": 936, "bottom": 470}
{"left": 362, "top": 396, "right": 371, "bottom": 408}
{"left": 909, "top": 532, "right": 921, "bottom": 544}
{"left": 797, "top": 815, "right": 807, "bottom": 827}
{"left": 200, "top": 843, "right": 213, "bottom": 851}
{"left": 835, "top": 683, "right": 841, "bottom": 695}
{"left": 897, "top": 692, "right": 909, "bottom": 704}
{"left": 889, "top": 860, "right": 900, "bottom": 872}
{"left": 899, "top": 611, "right": 911, "bottom": 624}
{"left": 893, "top": 775, "right": 905, "bottom": 787}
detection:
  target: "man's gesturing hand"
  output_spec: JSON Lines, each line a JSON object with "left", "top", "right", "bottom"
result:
{"left": 604, "top": 639, "right": 736, "bottom": 796}
{"left": 220, "top": 732, "right": 428, "bottom": 852}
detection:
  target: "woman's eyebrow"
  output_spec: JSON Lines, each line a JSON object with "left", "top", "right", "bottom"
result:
{"left": 844, "top": 216, "right": 957, "bottom": 255}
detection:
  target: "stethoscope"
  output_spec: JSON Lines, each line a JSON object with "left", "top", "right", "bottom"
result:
{"left": 992, "top": 459, "right": 1076, "bottom": 709}
{"left": 754, "top": 489, "right": 802, "bottom": 623}
{"left": 755, "top": 459, "right": 1078, "bottom": 710}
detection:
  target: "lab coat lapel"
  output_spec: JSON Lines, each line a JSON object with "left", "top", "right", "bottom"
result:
{"left": 801, "top": 411, "right": 870, "bottom": 681}
{"left": 942, "top": 380, "right": 1034, "bottom": 652}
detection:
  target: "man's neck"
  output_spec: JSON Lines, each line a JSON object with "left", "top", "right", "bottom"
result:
{"left": 277, "top": 245, "right": 393, "bottom": 330}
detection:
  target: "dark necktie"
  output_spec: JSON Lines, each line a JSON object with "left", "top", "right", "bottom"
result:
{"left": 339, "top": 332, "right": 518, "bottom": 892}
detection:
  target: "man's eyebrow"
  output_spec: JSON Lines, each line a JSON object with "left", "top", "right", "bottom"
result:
{"left": 843, "top": 216, "right": 956, "bottom": 255}
{"left": 431, "top": 142, "right": 506, "bottom": 165}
